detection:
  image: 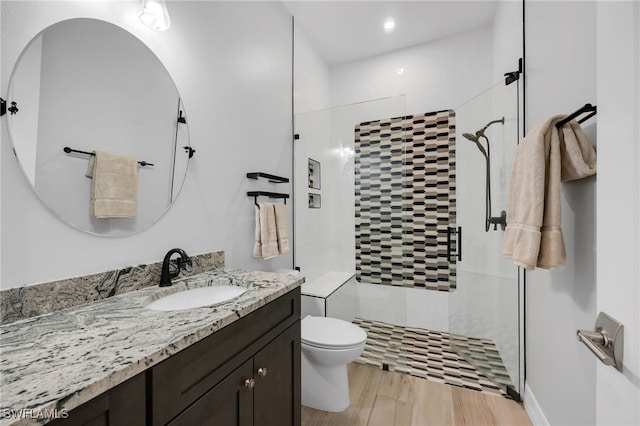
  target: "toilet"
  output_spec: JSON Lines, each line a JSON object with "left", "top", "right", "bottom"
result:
{"left": 301, "top": 315, "right": 367, "bottom": 412}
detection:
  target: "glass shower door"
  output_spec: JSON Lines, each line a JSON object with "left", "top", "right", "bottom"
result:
{"left": 449, "top": 77, "right": 524, "bottom": 399}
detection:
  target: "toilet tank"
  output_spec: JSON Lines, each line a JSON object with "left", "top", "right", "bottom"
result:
{"left": 300, "top": 272, "right": 357, "bottom": 322}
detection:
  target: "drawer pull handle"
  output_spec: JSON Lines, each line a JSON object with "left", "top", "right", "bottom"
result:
{"left": 257, "top": 367, "right": 268, "bottom": 378}
{"left": 244, "top": 378, "right": 255, "bottom": 389}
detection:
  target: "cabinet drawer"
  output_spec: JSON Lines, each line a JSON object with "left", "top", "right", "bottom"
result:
{"left": 151, "top": 288, "right": 300, "bottom": 425}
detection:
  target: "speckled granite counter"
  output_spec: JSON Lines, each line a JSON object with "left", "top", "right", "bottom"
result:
{"left": 0, "top": 269, "right": 303, "bottom": 425}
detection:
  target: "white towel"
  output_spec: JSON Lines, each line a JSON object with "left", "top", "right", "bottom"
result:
{"left": 85, "top": 151, "right": 138, "bottom": 218}
{"left": 503, "top": 116, "right": 596, "bottom": 270}
{"left": 253, "top": 202, "right": 279, "bottom": 259}
{"left": 274, "top": 203, "right": 290, "bottom": 254}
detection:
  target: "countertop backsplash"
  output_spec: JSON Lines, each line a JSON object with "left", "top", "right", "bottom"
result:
{"left": 0, "top": 251, "right": 225, "bottom": 325}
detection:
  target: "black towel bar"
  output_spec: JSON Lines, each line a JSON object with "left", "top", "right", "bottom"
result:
{"left": 247, "top": 191, "right": 289, "bottom": 206}
{"left": 246, "top": 172, "right": 289, "bottom": 183}
{"left": 556, "top": 103, "right": 597, "bottom": 128}
{"left": 63, "top": 147, "right": 154, "bottom": 167}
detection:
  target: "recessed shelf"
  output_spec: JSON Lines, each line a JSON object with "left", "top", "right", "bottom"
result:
{"left": 308, "top": 193, "right": 321, "bottom": 209}
{"left": 308, "top": 159, "right": 321, "bottom": 190}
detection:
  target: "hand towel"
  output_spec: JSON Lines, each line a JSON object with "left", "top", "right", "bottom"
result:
{"left": 258, "top": 202, "right": 280, "bottom": 259}
{"left": 253, "top": 205, "right": 263, "bottom": 257}
{"left": 503, "top": 116, "right": 596, "bottom": 270}
{"left": 274, "top": 203, "right": 290, "bottom": 254}
{"left": 85, "top": 151, "right": 138, "bottom": 219}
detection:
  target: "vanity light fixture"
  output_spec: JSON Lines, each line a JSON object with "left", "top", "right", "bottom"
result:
{"left": 137, "top": 0, "right": 171, "bottom": 31}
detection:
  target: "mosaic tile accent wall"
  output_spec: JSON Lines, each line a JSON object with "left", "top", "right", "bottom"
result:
{"left": 355, "top": 110, "right": 456, "bottom": 291}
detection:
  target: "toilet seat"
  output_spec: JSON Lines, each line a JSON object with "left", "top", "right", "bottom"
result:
{"left": 301, "top": 316, "right": 367, "bottom": 350}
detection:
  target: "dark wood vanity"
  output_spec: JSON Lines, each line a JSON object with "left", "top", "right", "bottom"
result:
{"left": 50, "top": 288, "right": 301, "bottom": 426}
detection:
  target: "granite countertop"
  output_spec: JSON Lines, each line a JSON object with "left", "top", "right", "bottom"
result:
{"left": 0, "top": 268, "right": 303, "bottom": 425}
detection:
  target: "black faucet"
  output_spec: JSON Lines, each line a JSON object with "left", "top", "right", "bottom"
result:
{"left": 160, "top": 248, "right": 190, "bottom": 287}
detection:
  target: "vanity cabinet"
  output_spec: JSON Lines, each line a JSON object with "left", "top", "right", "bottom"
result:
{"left": 49, "top": 372, "right": 146, "bottom": 426}
{"left": 151, "top": 287, "right": 301, "bottom": 426}
{"left": 53, "top": 288, "right": 300, "bottom": 426}
{"left": 168, "top": 322, "right": 300, "bottom": 426}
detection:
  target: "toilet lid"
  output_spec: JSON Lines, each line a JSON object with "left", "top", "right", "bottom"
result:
{"left": 301, "top": 316, "right": 367, "bottom": 349}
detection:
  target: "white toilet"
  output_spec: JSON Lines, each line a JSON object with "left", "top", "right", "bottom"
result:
{"left": 301, "top": 315, "right": 367, "bottom": 412}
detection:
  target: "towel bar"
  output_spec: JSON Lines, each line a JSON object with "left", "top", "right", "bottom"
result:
{"left": 247, "top": 191, "right": 289, "bottom": 206}
{"left": 63, "top": 147, "right": 154, "bottom": 167}
{"left": 246, "top": 172, "right": 289, "bottom": 183}
{"left": 556, "top": 103, "right": 597, "bottom": 128}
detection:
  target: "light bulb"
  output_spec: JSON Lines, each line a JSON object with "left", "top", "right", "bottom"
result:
{"left": 384, "top": 19, "right": 396, "bottom": 33}
{"left": 138, "top": 0, "right": 171, "bottom": 31}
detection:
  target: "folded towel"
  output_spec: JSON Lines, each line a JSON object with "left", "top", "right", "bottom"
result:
{"left": 274, "top": 203, "right": 290, "bottom": 253}
{"left": 503, "top": 116, "right": 596, "bottom": 270}
{"left": 85, "top": 151, "right": 138, "bottom": 219}
{"left": 254, "top": 202, "right": 279, "bottom": 259}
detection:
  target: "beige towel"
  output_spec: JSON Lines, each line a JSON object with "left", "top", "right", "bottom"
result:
{"left": 274, "top": 203, "right": 290, "bottom": 253}
{"left": 503, "top": 116, "right": 596, "bottom": 270}
{"left": 253, "top": 202, "right": 279, "bottom": 259}
{"left": 85, "top": 151, "right": 138, "bottom": 218}
{"left": 253, "top": 205, "right": 263, "bottom": 257}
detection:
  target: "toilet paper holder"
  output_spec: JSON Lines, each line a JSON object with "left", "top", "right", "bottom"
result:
{"left": 577, "top": 312, "right": 624, "bottom": 372}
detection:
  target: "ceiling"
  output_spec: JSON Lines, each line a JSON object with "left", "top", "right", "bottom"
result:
{"left": 282, "top": 1, "right": 499, "bottom": 65}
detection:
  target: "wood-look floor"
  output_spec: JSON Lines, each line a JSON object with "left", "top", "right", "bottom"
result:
{"left": 302, "top": 363, "right": 532, "bottom": 426}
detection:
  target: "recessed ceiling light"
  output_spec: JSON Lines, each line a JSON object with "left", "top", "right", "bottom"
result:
{"left": 384, "top": 19, "right": 395, "bottom": 33}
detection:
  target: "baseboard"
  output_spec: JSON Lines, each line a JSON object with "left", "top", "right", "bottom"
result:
{"left": 524, "top": 383, "right": 550, "bottom": 426}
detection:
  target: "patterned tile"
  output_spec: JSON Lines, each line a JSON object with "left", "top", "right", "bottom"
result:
{"left": 352, "top": 318, "right": 514, "bottom": 398}
{"left": 354, "top": 110, "right": 456, "bottom": 292}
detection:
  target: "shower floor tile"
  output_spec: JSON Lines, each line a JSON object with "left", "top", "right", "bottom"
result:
{"left": 352, "top": 318, "right": 515, "bottom": 398}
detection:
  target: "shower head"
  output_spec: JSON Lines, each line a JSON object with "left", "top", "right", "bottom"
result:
{"left": 462, "top": 133, "right": 479, "bottom": 143}
{"left": 463, "top": 132, "right": 487, "bottom": 158}
{"left": 463, "top": 117, "right": 504, "bottom": 158}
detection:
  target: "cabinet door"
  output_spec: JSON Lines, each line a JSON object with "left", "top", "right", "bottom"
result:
{"left": 49, "top": 373, "right": 145, "bottom": 426}
{"left": 253, "top": 322, "right": 301, "bottom": 426}
{"left": 168, "top": 359, "right": 254, "bottom": 426}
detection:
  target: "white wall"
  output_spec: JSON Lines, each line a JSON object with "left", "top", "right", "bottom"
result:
{"left": 524, "top": 2, "right": 597, "bottom": 425}
{"left": 1, "top": 1, "right": 294, "bottom": 289}
{"left": 293, "top": 26, "right": 330, "bottom": 115}
{"left": 596, "top": 2, "right": 640, "bottom": 424}
{"left": 330, "top": 27, "right": 494, "bottom": 114}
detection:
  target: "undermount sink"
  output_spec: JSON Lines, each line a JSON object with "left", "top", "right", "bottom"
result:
{"left": 146, "top": 285, "right": 248, "bottom": 311}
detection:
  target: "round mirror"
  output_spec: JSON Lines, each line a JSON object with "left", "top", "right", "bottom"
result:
{"left": 6, "top": 18, "right": 191, "bottom": 236}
